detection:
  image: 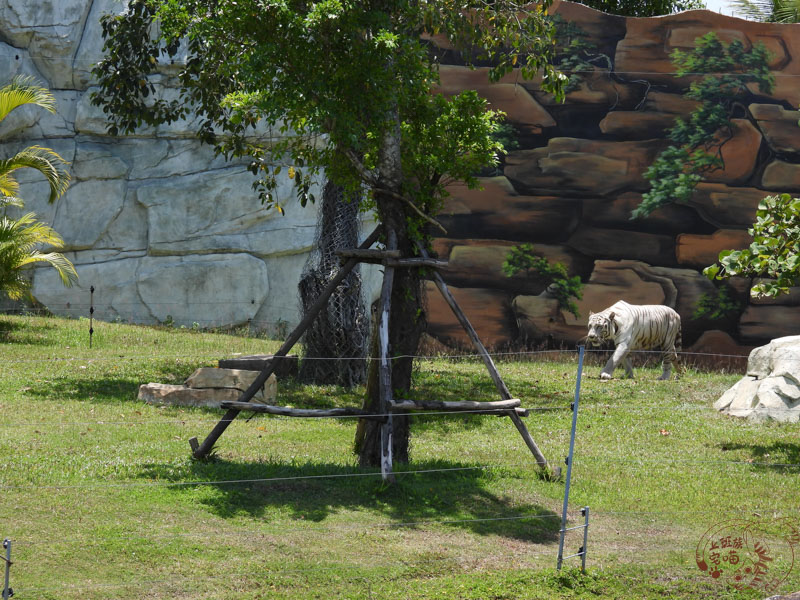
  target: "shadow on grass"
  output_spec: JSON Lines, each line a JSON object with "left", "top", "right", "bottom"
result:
{"left": 0, "top": 317, "right": 58, "bottom": 345}
{"left": 718, "top": 440, "right": 800, "bottom": 471}
{"left": 18, "top": 359, "right": 216, "bottom": 406}
{"left": 136, "top": 457, "right": 560, "bottom": 543}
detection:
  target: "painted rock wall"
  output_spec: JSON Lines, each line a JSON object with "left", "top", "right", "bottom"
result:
{"left": 426, "top": 3, "right": 800, "bottom": 354}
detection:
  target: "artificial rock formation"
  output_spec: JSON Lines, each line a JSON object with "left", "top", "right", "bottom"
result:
{"left": 714, "top": 336, "right": 800, "bottom": 422}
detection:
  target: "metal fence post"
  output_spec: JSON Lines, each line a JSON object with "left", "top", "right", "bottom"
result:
{"left": 89, "top": 285, "right": 95, "bottom": 349}
{"left": 557, "top": 345, "right": 585, "bottom": 571}
{"left": 2, "top": 538, "right": 12, "bottom": 599}
{"left": 581, "top": 506, "right": 589, "bottom": 573}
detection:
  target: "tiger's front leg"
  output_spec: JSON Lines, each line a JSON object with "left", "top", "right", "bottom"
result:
{"left": 601, "top": 343, "right": 631, "bottom": 380}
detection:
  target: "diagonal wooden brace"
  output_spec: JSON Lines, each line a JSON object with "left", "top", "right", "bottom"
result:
{"left": 190, "top": 226, "right": 383, "bottom": 459}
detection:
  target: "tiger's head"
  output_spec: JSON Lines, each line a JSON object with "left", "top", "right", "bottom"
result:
{"left": 586, "top": 311, "right": 616, "bottom": 346}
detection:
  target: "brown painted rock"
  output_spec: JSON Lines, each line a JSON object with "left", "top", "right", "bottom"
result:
{"left": 641, "top": 91, "right": 701, "bottom": 115}
{"left": 512, "top": 294, "right": 582, "bottom": 344}
{"left": 505, "top": 138, "right": 666, "bottom": 195}
{"left": 739, "top": 305, "right": 800, "bottom": 345}
{"left": 751, "top": 285, "right": 800, "bottom": 306}
{"left": 616, "top": 11, "right": 789, "bottom": 90}
{"left": 436, "top": 239, "right": 589, "bottom": 294}
{"left": 582, "top": 192, "right": 705, "bottom": 235}
{"left": 703, "top": 119, "right": 762, "bottom": 185}
{"left": 138, "top": 383, "right": 241, "bottom": 409}
{"left": 185, "top": 367, "right": 277, "bottom": 402}
{"left": 436, "top": 66, "right": 555, "bottom": 134}
{"left": 688, "top": 329, "right": 752, "bottom": 358}
{"left": 424, "top": 281, "right": 515, "bottom": 349}
{"left": 440, "top": 178, "right": 581, "bottom": 242}
{"left": 750, "top": 103, "right": 800, "bottom": 156}
{"left": 676, "top": 229, "right": 752, "bottom": 269}
{"left": 761, "top": 160, "right": 800, "bottom": 192}
{"left": 567, "top": 226, "right": 676, "bottom": 267}
{"left": 598, "top": 111, "right": 676, "bottom": 138}
{"left": 688, "top": 183, "right": 765, "bottom": 228}
{"left": 530, "top": 69, "right": 642, "bottom": 108}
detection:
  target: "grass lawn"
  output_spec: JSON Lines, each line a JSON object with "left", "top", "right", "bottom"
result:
{"left": 0, "top": 314, "right": 797, "bottom": 599}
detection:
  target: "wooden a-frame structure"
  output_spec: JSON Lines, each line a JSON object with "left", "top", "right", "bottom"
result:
{"left": 189, "top": 226, "right": 550, "bottom": 481}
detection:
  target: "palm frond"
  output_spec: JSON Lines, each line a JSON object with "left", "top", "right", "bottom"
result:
{"left": 772, "top": 0, "right": 800, "bottom": 21}
{"left": 0, "top": 146, "right": 71, "bottom": 203}
{"left": 0, "top": 212, "right": 77, "bottom": 300}
{"left": 0, "top": 172, "right": 21, "bottom": 201}
{"left": 0, "top": 75, "right": 56, "bottom": 123}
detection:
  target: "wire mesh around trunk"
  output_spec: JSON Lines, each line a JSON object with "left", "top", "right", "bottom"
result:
{"left": 297, "top": 181, "right": 369, "bottom": 387}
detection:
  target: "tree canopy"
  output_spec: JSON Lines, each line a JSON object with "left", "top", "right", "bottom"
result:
{"left": 92, "top": 0, "right": 566, "bottom": 465}
{"left": 576, "top": 0, "right": 704, "bottom": 17}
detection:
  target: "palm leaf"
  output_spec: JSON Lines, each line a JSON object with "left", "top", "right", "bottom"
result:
{"left": 0, "top": 212, "right": 77, "bottom": 300}
{"left": 0, "top": 75, "right": 56, "bottom": 123}
{"left": 0, "top": 146, "right": 71, "bottom": 203}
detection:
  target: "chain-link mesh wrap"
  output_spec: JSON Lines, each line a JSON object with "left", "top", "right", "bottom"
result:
{"left": 298, "top": 181, "right": 369, "bottom": 387}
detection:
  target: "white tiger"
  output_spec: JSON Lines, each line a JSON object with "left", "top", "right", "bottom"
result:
{"left": 586, "top": 300, "right": 682, "bottom": 380}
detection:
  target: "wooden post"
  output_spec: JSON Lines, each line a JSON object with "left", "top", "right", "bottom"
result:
{"left": 191, "top": 226, "right": 382, "bottom": 459}
{"left": 416, "top": 242, "right": 549, "bottom": 469}
{"left": 378, "top": 229, "right": 397, "bottom": 483}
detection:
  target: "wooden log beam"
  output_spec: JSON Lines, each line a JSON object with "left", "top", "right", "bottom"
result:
{"left": 389, "top": 398, "right": 521, "bottom": 411}
{"left": 190, "top": 225, "right": 383, "bottom": 460}
{"left": 336, "top": 248, "right": 401, "bottom": 263}
{"left": 385, "top": 258, "right": 449, "bottom": 269}
{"left": 220, "top": 401, "right": 384, "bottom": 420}
{"left": 335, "top": 250, "right": 448, "bottom": 270}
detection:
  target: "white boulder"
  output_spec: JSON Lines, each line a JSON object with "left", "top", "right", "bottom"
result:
{"left": 714, "top": 336, "right": 800, "bottom": 422}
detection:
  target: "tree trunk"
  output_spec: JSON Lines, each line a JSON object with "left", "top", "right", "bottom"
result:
{"left": 354, "top": 109, "right": 424, "bottom": 467}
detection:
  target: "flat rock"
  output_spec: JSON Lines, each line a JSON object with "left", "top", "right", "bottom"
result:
{"left": 739, "top": 306, "right": 800, "bottom": 345}
{"left": 703, "top": 119, "right": 762, "bottom": 185}
{"left": 434, "top": 239, "right": 588, "bottom": 295}
{"left": 185, "top": 367, "right": 277, "bottom": 402}
{"left": 138, "top": 383, "right": 242, "bottom": 409}
{"left": 688, "top": 183, "right": 766, "bottom": 229}
{"left": 676, "top": 229, "right": 753, "bottom": 269}
{"left": 567, "top": 227, "right": 676, "bottom": 267}
{"left": 761, "top": 160, "right": 800, "bottom": 192}
{"left": 440, "top": 178, "right": 580, "bottom": 242}
{"left": 598, "top": 111, "right": 676, "bottom": 139}
{"left": 505, "top": 138, "right": 666, "bottom": 196}
{"left": 750, "top": 103, "right": 800, "bottom": 156}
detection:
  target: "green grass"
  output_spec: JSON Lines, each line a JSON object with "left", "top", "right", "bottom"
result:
{"left": 0, "top": 314, "right": 798, "bottom": 599}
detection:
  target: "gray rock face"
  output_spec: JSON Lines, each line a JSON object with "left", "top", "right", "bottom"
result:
{"left": 0, "top": 0, "right": 348, "bottom": 335}
{"left": 714, "top": 336, "right": 800, "bottom": 422}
